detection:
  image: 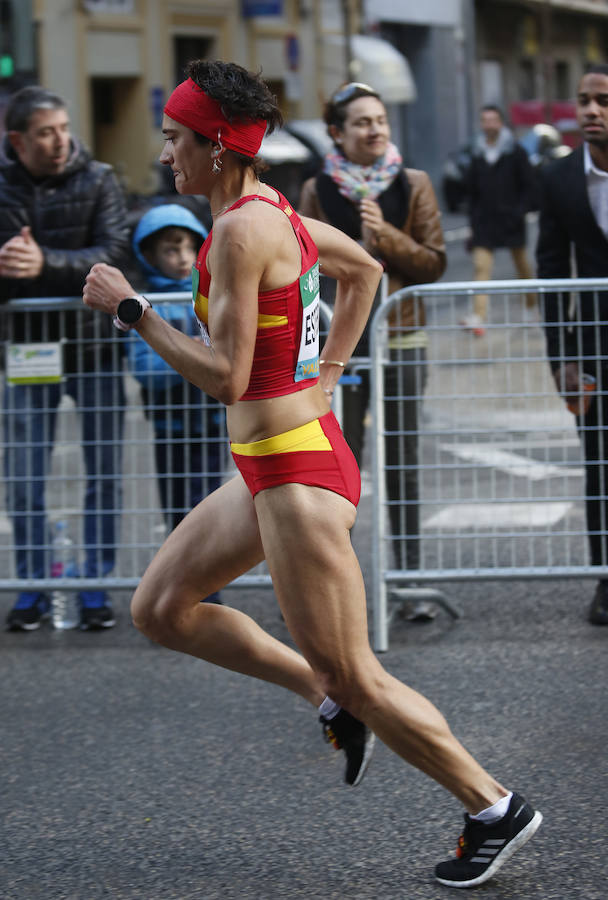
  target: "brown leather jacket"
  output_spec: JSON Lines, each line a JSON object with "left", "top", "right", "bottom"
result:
{"left": 299, "top": 168, "right": 446, "bottom": 332}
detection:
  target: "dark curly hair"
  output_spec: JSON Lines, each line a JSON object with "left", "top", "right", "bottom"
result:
{"left": 184, "top": 59, "right": 282, "bottom": 171}
{"left": 186, "top": 59, "right": 282, "bottom": 131}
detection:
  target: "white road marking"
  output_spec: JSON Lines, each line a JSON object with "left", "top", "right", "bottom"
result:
{"left": 0, "top": 516, "right": 12, "bottom": 534}
{"left": 424, "top": 501, "right": 572, "bottom": 530}
{"left": 440, "top": 443, "right": 584, "bottom": 480}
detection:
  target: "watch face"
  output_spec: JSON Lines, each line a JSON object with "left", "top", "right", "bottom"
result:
{"left": 117, "top": 296, "right": 143, "bottom": 324}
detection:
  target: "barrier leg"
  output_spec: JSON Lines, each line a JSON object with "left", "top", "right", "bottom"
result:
{"left": 389, "top": 585, "right": 463, "bottom": 621}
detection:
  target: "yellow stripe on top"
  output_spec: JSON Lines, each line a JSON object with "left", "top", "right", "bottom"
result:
{"left": 258, "top": 313, "right": 288, "bottom": 328}
{"left": 194, "top": 291, "right": 287, "bottom": 329}
{"left": 231, "top": 417, "right": 331, "bottom": 456}
{"left": 194, "top": 292, "right": 209, "bottom": 324}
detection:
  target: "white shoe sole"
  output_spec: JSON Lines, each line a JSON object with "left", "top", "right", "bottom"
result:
{"left": 350, "top": 732, "right": 376, "bottom": 787}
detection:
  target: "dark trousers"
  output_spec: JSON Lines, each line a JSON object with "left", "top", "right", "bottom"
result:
{"left": 578, "top": 372, "right": 608, "bottom": 569}
{"left": 3, "top": 369, "right": 125, "bottom": 581}
{"left": 142, "top": 383, "right": 223, "bottom": 533}
{"left": 341, "top": 348, "right": 428, "bottom": 570}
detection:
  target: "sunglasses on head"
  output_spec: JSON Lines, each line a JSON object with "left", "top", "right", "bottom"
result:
{"left": 331, "top": 82, "right": 379, "bottom": 106}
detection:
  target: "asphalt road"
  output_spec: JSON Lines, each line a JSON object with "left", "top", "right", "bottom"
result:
{"left": 2, "top": 216, "right": 607, "bottom": 900}
{"left": 2, "top": 478, "right": 607, "bottom": 899}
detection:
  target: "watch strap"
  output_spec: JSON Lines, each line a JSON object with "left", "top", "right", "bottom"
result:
{"left": 112, "top": 295, "right": 151, "bottom": 332}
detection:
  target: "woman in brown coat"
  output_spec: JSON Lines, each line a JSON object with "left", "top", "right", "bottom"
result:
{"left": 299, "top": 82, "right": 446, "bottom": 582}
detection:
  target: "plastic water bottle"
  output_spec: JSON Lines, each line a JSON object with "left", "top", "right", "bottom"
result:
{"left": 51, "top": 521, "right": 79, "bottom": 630}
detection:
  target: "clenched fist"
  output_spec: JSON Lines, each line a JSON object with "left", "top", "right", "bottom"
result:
{"left": 83, "top": 263, "right": 137, "bottom": 317}
{"left": 0, "top": 226, "right": 44, "bottom": 279}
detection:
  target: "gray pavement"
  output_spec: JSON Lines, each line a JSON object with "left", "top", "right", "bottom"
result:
{"left": 2, "top": 220, "right": 607, "bottom": 899}
{"left": 2, "top": 480, "right": 607, "bottom": 899}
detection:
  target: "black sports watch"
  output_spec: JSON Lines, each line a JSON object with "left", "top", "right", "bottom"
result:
{"left": 113, "top": 295, "right": 152, "bottom": 331}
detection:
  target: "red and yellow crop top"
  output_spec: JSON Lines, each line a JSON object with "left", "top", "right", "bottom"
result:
{"left": 191, "top": 190, "right": 320, "bottom": 402}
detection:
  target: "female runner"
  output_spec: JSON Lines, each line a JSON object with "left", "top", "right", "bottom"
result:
{"left": 83, "top": 60, "right": 541, "bottom": 889}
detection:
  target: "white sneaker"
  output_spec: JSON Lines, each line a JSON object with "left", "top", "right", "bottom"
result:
{"left": 459, "top": 314, "right": 486, "bottom": 337}
{"left": 521, "top": 305, "right": 539, "bottom": 324}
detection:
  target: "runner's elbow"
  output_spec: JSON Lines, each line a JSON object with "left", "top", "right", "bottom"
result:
{"left": 215, "top": 371, "right": 249, "bottom": 406}
{"left": 358, "top": 256, "right": 383, "bottom": 295}
{"left": 219, "top": 386, "right": 242, "bottom": 406}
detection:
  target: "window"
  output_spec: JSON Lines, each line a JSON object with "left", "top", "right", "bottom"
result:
{"left": 555, "top": 60, "right": 570, "bottom": 101}
{"left": 518, "top": 59, "right": 536, "bottom": 101}
{"left": 173, "top": 36, "right": 215, "bottom": 87}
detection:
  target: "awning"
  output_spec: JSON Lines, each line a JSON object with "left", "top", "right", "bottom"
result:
{"left": 259, "top": 127, "right": 312, "bottom": 165}
{"left": 321, "top": 34, "right": 416, "bottom": 104}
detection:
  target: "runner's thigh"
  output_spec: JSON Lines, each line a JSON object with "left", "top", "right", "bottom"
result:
{"left": 254, "top": 482, "right": 373, "bottom": 672}
{"left": 139, "top": 475, "right": 265, "bottom": 602}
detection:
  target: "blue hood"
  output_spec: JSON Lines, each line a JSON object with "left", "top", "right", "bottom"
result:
{"left": 132, "top": 204, "right": 207, "bottom": 291}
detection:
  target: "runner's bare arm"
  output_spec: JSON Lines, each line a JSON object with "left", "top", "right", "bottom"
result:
{"left": 83, "top": 217, "right": 262, "bottom": 405}
{"left": 301, "top": 216, "right": 382, "bottom": 372}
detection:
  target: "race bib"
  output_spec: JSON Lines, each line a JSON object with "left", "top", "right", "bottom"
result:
{"left": 295, "top": 261, "right": 320, "bottom": 382}
{"left": 191, "top": 265, "right": 212, "bottom": 347}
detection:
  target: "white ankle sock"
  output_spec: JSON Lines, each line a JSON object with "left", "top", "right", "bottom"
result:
{"left": 470, "top": 791, "right": 513, "bottom": 824}
{"left": 318, "top": 697, "right": 341, "bottom": 720}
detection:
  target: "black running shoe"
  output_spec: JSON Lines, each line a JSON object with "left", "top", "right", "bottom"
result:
{"left": 79, "top": 600, "right": 116, "bottom": 630}
{"left": 320, "top": 708, "right": 375, "bottom": 786}
{"left": 435, "top": 792, "right": 542, "bottom": 888}
{"left": 589, "top": 580, "right": 608, "bottom": 625}
{"left": 6, "top": 593, "right": 51, "bottom": 631}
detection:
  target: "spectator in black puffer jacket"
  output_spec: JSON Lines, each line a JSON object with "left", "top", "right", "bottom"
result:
{"left": 0, "top": 85, "right": 130, "bottom": 632}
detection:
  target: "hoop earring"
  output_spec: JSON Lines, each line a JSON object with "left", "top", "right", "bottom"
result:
{"left": 211, "top": 129, "right": 224, "bottom": 175}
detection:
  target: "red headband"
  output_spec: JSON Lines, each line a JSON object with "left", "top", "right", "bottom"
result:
{"left": 164, "top": 78, "right": 267, "bottom": 158}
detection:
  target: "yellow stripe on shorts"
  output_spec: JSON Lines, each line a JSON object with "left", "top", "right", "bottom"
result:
{"left": 231, "top": 418, "right": 331, "bottom": 456}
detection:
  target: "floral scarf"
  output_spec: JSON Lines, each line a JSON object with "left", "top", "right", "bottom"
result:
{"left": 322, "top": 141, "right": 403, "bottom": 202}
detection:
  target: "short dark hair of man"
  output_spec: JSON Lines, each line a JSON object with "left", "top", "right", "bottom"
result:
{"left": 480, "top": 104, "right": 504, "bottom": 121}
{"left": 4, "top": 85, "right": 66, "bottom": 133}
{"left": 583, "top": 63, "right": 608, "bottom": 78}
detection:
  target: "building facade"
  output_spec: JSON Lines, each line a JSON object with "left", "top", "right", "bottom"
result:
{"left": 4, "top": 0, "right": 608, "bottom": 199}
{"left": 475, "top": 0, "right": 608, "bottom": 139}
{"left": 0, "top": 0, "right": 410, "bottom": 194}
{"left": 364, "top": 0, "right": 472, "bottom": 192}
{"left": 28, "top": 0, "right": 325, "bottom": 193}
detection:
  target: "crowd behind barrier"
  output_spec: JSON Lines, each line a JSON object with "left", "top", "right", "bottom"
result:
{"left": 2, "top": 282, "right": 608, "bottom": 650}
{"left": 371, "top": 277, "right": 608, "bottom": 649}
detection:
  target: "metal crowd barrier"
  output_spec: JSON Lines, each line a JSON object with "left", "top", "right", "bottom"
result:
{"left": 0, "top": 294, "right": 333, "bottom": 599}
{"left": 5, "top": 281, "right": 607, "bottom": 653}
{"left": 370, "top": 277, "right": 608, "bottom": 650}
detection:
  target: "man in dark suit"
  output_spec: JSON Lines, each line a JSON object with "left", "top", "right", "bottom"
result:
{"left": 536, "top": 64, "right": 608, "bottom": 625}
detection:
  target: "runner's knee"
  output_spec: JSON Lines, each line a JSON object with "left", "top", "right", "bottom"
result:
{"left": 318, "top": 662, "right": 386, "bottom": 717}
{"left": 131, "top": 583, "right": 184, "bottom": 640}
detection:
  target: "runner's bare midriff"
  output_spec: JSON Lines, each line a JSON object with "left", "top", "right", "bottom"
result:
{"left": 226, "top": 383, "right": 329, "bottom": 445}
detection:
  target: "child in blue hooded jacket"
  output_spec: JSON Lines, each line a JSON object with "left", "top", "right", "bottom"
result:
{"left": 129, "top": 204, "right": 223, "bottom": 602}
